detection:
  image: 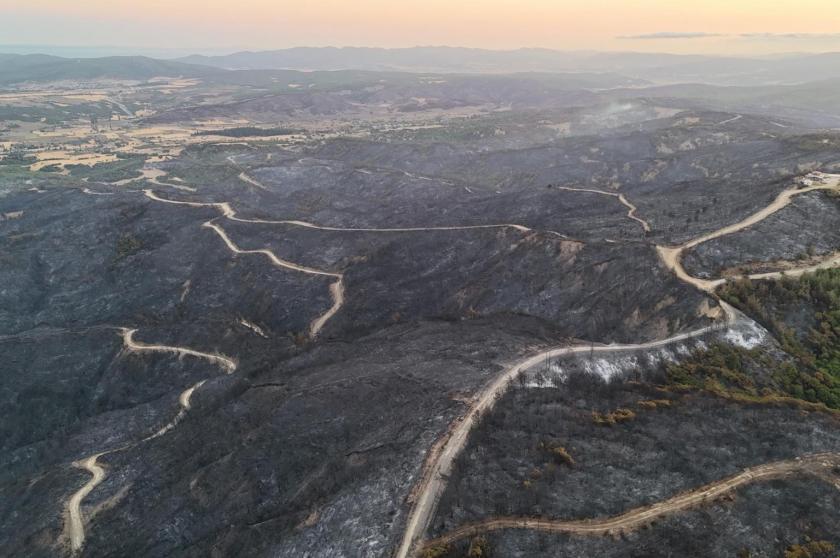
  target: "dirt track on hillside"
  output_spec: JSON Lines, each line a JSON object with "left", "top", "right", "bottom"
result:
{"left": 422, "top": 453, "right": 840, "bottom": 548}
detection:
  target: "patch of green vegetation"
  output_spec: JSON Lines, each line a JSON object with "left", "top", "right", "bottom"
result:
{"left": 37, "top": 164, "right": 64, "bottom": 173}
{"left": 663, "top": 343, "right": 840, "bottom": 416}
{"left": 783, "top": 134, "right": 840, "bottom": 152}
{"left": 370, "top": 111, "right": 544, "bottom": 144}
{"left": 0, "top": 103, "right": 115, "bottom": 125}
{"left": 719, "top": 269, "right": 840, "bottom": 408}
{"left": 0, "top": 165, "right": 38, "bottom": 195}
{"left": 67, "top": 155, "right": 145, "bottom": 182}
{"left": 665, "top": 343, "right": 765, "bottom": 394}
{"left": 0, "top": 152, "right": 36, "bottom": 167}
{"left": 168, "top": 145, "right": 243, "bottom": 185}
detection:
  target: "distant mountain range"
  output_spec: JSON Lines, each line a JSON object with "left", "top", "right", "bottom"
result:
{"left": 177, "top": 47, "right": 840, "bottom": 86}
{"left": 4, "top": 48, "right": 840, "bottom": 88}
{"left": 0, "top": 52, "right": 643, "bottom": 89}
{"left": 0, "top": 54, "right": 225, "bottom": 86}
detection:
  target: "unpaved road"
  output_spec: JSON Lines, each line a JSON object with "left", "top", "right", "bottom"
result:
{"left": 394, "top": 302, "right": 738, "bottom": 558}
{"left": 680, "top": 174, "right": 840, "bottom": 252}
{"left": 122, "top": 328, "right": 237, "bottom": 372}
{"left": 397, "top": 173, "right": 840, "bottom": 558}
{"left": 658, "top": 172, "right": 840, "bottom": 293}
{"left": 226, "top": 155, "right": 269, "bottom": 191}
{"left": 556, "top": 186, "right": 651, "bottom": 232}
{"left": 201, "top": 220, "right": 343, "bottom": 338}
{"left": 66, "top": 453, "right": 107, "bottom": 552}
{"left": 144, "top": 188, "right": 551, "bottom": 235}
{"left": 64, "top": 330, "right": 236, "bottom": 554}
{"left": 199, "top": 220, "right": 341, "bottom": 279}
{"left": 143, "top": 190, "right": 344, "bottom": 337}
{"left": 143, "top": 188, "right": 575, "bottom": 336}
{"left": 423, "top": 452, "right": 840, "bottom": 548}
{"left": 659, "top": 246, "right": 840, "bottom": 294}
{"left": 144, "top": 379, "right": 207, "bottom": 441}
{"left": 237, "top": 171, "right": 268, "bottom": 191}
{"left": 744, "top": 252, "right": 840, "bottom": 281}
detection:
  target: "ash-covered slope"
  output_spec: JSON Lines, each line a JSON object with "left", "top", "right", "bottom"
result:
{"left": 4, "top": 70, "right": 840, "bottom": 558}
{"left": 1, "top": 152, "right": 711, "bottom": 557}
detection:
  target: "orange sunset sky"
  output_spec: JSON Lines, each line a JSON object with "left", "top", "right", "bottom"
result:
{"left": 2, "top": 0, "right": 840, "bottom": 55}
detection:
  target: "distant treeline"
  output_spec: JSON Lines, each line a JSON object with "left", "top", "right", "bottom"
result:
{"left": 193, "top": 126, "right": 301, "bottom": 138}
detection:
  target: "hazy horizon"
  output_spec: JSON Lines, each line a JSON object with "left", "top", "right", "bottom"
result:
{"left": 3, "top": 43, "right": 840, "bottom": 61}
{"left": 2, "top": 0, "right": 840, "bottom": 57}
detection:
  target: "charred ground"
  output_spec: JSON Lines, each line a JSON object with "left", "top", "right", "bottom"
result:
{"left": 2, "top": 66, "right": 840, "bottom": 558}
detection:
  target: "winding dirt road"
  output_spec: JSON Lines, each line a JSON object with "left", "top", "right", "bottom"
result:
{"left": 143, "top": 189, "right": 576, "bottom": 336}
{"left": 201, "top": 220, "right": 343, "bottom": 337}
{"left": 744, "top": 252, "right": 840, "bottom": 281}
{"left": 121, "top": 328, "right": 237, "bottom": 372}
{"left": 144, "top": 379, "right": 207, "bottom": 441}
{"left": 67, "top": 454, "right": 107, "bottom": 552}
{"left": 423, "top": 452, "right": 840, "bottom": 548}
{"left": 555, "top": 186, "right": 652, "bottom": 233}
{"left": 658, "top": 172, "right": 840, "bottom": 293}
{"left": 144, "top": 188, "right": 551, "bottom": 234}
{"left": 394, "top": 302, "right": 738, "bottom": 558}
{"left": 397, "top": 172, "right": 840, "bottom": 558}
{"left": 64, "top": 330, "right": 237, "bottom": 554}
{"left": 143, "top": 190, "right": 344, "bottom": 337}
